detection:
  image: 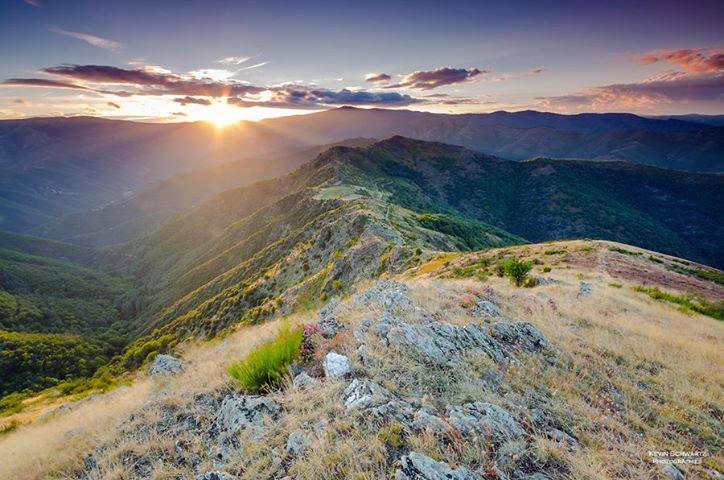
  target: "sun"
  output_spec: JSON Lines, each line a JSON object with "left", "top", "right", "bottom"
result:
{"left": 201, "top": 101, "right": 246, "bottom": 127}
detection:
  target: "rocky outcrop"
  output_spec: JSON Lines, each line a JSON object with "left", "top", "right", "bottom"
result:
{"left": 446, "top": 402, "right": 524, "bottom": 442}
{"left": 396, "top": 452, "right": 481, "bottom": 480}
{"left": 489, "top": 321, "right": 549, "bottom": 352}
{"left": 215, "top": 395, "right": 281, "bottom": 438}
{"left": 148, "top": 354, "right": 185, "bottom": 376}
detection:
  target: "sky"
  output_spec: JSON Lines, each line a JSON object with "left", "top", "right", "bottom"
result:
{"left": 0, "top": 0, "right": 722, "bottom": 123}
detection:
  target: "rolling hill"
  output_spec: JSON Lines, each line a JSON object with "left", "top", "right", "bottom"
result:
{"left": 2, "top": 109, "right": 722, "bottom": 238}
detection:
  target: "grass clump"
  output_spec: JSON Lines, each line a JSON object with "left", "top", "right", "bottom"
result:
{"left": 633, "top": 286, "right": 724, "bottom": 321}
{"left": 228, "top": 325, "right": 303, "bottom": 393}
{"left": 502, "top": 258, "right": 533, "bottom": 287}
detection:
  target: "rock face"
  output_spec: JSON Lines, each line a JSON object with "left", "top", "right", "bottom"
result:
{"left": 148, "top": 354, "right": 185, "bottom": 376}
{"left": 286, "top": 429, "right": 310, "bottom": 457}
{"left": 396, "top": 452, "right": 482, "bottom": 480}
{"left": 323, "top": 352, "right": 351, "bottom": 378}
{"left": 446, "top": 402, "right": 524, "bottom": 443}
{"left": 216, "top": 395, "right": 280, "bottom": 438}
{"left": 317, "top": 298, "right": 345, "bottom": 337}
{"left": 489, "top": 321, "right": 549, "bottom": 352}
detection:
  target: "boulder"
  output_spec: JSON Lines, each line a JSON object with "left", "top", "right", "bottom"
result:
{"left": 490, "top": 321, "right": 549, "bottom": 352}
{"left": 396, "top": 452, "right": 481, "bottom": 480}
{"left": 384, "top": 321, "right": 506, "bottom": 366}
{"left": 660, "top": 464, "right": 686, "bottom": 480}
{"left": 148, "top": 354, "right": 185, "bottom": 376}
{"left": 412, "top": 409, "right": 454, "bottom": 437}
{"left": 215, "top": 395, "right": 280, "bottom": 438}
{"left": 470, "top": 300, "right": 506, "bottom": 320}
{"left": 286, "top": 429, "right": 310, "bottom": 457}
{"left": 292, "top": 372, "right": 315, "bottom": 389}
{"left": 446, "top": 402, "right": 524, "bottom": 442}
{"left": 343, "top": 378, "right": 392, "bottom": 410}
{"left": 323, "top": 352, "right": 351, "bottom": 378}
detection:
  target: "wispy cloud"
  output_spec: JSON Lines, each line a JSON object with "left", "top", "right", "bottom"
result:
{"left": 536, "top": 72, "right": 724, "bottom": 112}
{"left": 387, "top": 67, "right": 487, "bottom": 90}
{"left": 49, "top": 28, "right": 121, "bottom": 51}
{"left": 636, "top": 47, "right": 724, "bottom": 73}
{"left": 173, "top": 96, "right": 212, "bottom": 106}
{"left": 238, "top": 61, "right": 269, "bottom": 71}
{"left": 365, "top": 73, "right": 392, "bottom": 84}
{"left": 23, "top": 0, "right": 40, "bottom": 7}
{"left": 218, "top": 56, "right": 251, "bottom": 65}
{"left": 2, "top": 77, "right": 92, "bottom": 91}
{"left": 106, "top": 101, "right": 120, "bottom": 109}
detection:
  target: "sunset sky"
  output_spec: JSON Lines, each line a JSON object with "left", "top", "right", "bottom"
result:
{"left": 1, "top": 0, "right": 722, "bottom": 123}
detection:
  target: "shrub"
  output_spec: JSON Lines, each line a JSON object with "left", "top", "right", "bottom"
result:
{"left": 228, "top": 325, "right": 303, "bottom": 393}
{"left": 542, "top": 266, "right": 552, "bottom": 273}
{"left": 503, "top": 259, "right": 533, "bottom": 287}
{"left": 634, "top": 286, "right": 724, "bottom": 321}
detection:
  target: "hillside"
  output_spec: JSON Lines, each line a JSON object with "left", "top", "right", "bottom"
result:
{"left": 2, "top": 109, "right": 722, "bottom": 237}
{"left": 32, "top": 139, "right": 375, "bottom": 247}
{"left": 0, "top": 231, "right": 132, "bottom": 396}
{"left": 1, "top": 240, "right": 721, "bottom": 480}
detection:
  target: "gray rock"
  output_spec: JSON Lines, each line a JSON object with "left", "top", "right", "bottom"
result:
{"left": 661, "top": 464, "right": 686, "bottom": 480}
{"left": 396, "top": 452, "right": 481, "bottom": 480}
{"left": 536, "top": 277, "right": 563, "bottom": 286}
{"left": 354, "top": 280, "right": 413, "bottom": 313}
{"left": 577, "top": 282, "right": 593, "bottom": 298}
{"left": 545, "top": 428, "right": 578, "bottom": 449}
{"left": 286, "top": 429, "right": 310, "bottom": 457}
{"left": 706, "top": 469, "right": 722, "bottom": 480}
{"left": 353, "top": 318, "right": 372, "bottom": 343}
{"left": 292, "top": 372, "right": 315, "bottom": 388}
{"left": 343, "top": 378, "right": 392, "bottom": 410}
{"left": 317, "top": 299, "right": 345, "bottom": 337}
{"left": 470, "top": 300, "right": 506, "bottom": 320}
{"left": 412, "top": 410, "right": 454, "bottom": 437}
{"left": 373, "top": 312, "right": 403, "bottom": 339}
{"left": 216, "top": 395, "right": 280, "bottom": 437}
{"left": 195, "top": 472, "right": 236, "bottom": 480}
{"left": 323, "top": 352, "right": 351, "bottom": 378}
{"left": 385, "top": 321, "right": 506, "bottom": 366}
{"left": 148, "top": 354, "right": 185, "bottom": 376}
{"left": 490, "top": 321, "right": 549, "bottom": 352}
{"left": 446, "top": 402, "right": 524, "bottom": 442}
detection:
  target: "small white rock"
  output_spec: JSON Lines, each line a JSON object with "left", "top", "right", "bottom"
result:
{"left": 323, "top": 352, "right": 351, "bottom": 378}
{"left": 293, "top": 372, "right": 315, "bottom": 388}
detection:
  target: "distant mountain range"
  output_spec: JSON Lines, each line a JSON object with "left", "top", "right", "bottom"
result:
{"left": 2, "top": 109, "right": 722, "bottom": 239}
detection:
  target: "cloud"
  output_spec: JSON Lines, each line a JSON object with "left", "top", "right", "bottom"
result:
{"left": 238, "top": 61, "right": 269, "bottom": 71}
{"left": 387, "top": 67, "right": 487, "bottom": 90}
{"left": 106, "top": 101, "right": 120, "bottom": 109}
{"left": 23, "top": 0, "right": 40, "bottom": 7}
{"left": 365, "top": 73, "right": 392, "bottom": 84}
{"left": 536, "top": 72, "right": 724, "bottom": 112}
{"left": 2, "top": 77, "right": 92, "bottom": 91}
{"left": 172, "top": 111, "right": 187, "bottom": 116}
{"left": 636, "top": 47, "right": 724, "bottom": 74}
{"left": 218, "top": 56, "right": 251, "bottom": 65}
{"left": 5, "top": 63, "right": 423, "bottom": 110}
{"left": 229, "top": 86, "right": 422, "bottom": 109}
{"left": 173, "top": 96, "right": 212, "bottom": 106}
{"left": 13, "top": 99, "right": 30, "bottom": 105}
{"left": 38, "top": 64, "right": 265, "bottom": 97}
{"left": 49, "top": 28, "right": 121, "bottom": 51}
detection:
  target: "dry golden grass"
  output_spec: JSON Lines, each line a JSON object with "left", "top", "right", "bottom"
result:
{"left": 1, "top": 240, "right": 722, "bottom": 479}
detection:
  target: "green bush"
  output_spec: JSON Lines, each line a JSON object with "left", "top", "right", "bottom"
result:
{"left": 228, "top": 325, "right": 303, "bottom": 393}
{"left": 502, "top": 259, "right": 533, "bottom": 287}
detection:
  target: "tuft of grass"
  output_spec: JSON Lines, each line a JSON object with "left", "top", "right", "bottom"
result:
{"left": 228, "top": 325, "right": 303, "bottom": 393}
{"left": 608, "top": 283, "right": 622, "bottom": 289}
{"left": 609, "top": 246, "right": 640, "bottom": 256}
{"left": 633, "top": 286, "right": 723, "bottom": 321}
{"left": 502, "top": 258, "right": 533, "bottom": 287}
